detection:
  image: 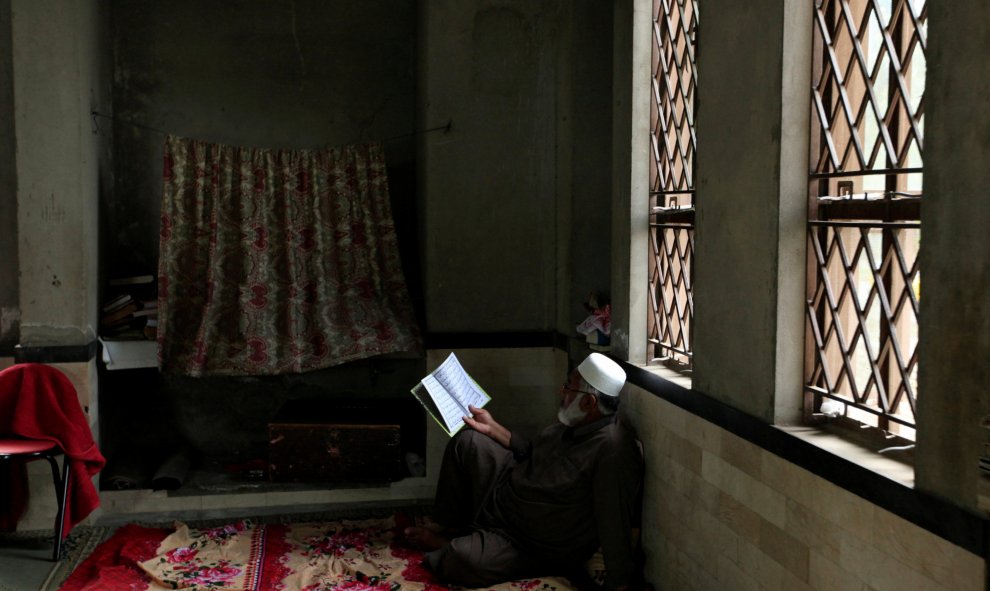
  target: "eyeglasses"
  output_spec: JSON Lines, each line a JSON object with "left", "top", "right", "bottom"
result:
{"left": 561, "top": 385, "right": 597, "bottom": 397}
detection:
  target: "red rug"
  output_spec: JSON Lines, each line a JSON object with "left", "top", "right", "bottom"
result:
{"left": 58, "top": 514, "right": 575, "bottom": 590}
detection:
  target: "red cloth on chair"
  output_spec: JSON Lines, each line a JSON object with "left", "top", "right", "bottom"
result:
{"left": 0, "top": 363, "right": 105, "bottom": 537}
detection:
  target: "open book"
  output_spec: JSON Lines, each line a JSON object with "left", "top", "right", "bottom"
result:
{"left": 410, "top": 353, "right": 491, "bottom": 436}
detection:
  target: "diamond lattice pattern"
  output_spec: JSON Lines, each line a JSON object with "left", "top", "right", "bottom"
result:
{"left": 812, "top": 0, "right": 927, "bottom": 175}
{"left": 806, "top": 223, "right": 919, "bottom": 431}
{"left": 649, "top": 225, "right": 693, "bottom": 364}
{"left": 650, "top": 0, "right": 698, "bottom": 201}
{"left": 648, "top": 0, "right": 697, "bottom": 367}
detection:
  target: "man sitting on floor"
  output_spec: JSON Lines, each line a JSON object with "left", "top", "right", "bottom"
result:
{"left": 405, "top": 352, "right": 643, "bottom": 590}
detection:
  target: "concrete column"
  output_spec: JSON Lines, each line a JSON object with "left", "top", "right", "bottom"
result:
{"left": 915, "top": 0, "right": 990, "bottom": 509}
{"left": 609, "top": 0, "right": 652, "bottom": 364}
{"left": 11, "top": 0, "right": 103, "bottom": 347}
{"left": 691, "top": 0, "right": 808, "bottom": 421}
{"left": 773, "top": 1, "right": 813, "bottom": 424}
{"left": 8, "top": 0, "right": 108, "bottom": 527}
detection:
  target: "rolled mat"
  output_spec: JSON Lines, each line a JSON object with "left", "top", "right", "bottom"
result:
{"left": 150, "top": 451, "right": 192, "bottom": 491}
{"left": 103, "top": 450, "right": 149, "bottom": 490}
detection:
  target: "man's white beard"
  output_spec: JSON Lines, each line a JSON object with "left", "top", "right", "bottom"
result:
{"left": 557, "top": 393, "right": 588, "bottom": 426}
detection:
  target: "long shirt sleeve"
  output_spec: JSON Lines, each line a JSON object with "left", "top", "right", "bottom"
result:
{"left": 507, "top": 430, "right": 531, "bottom": 460}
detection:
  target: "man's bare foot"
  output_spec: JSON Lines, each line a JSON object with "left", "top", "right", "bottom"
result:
{"left": 403, "top": 526, "right": 449, "bottom": 551}
{"left": 417, "top": 516, "right": 450, "bottom": 535}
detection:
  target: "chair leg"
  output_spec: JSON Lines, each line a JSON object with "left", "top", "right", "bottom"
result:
{"left": 45, "top": 454, "right": 71, "bottom": 561}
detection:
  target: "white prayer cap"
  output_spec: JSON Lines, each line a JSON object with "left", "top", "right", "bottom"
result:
{"left": 576, "top": 353, "right": 626, "bottom": 397}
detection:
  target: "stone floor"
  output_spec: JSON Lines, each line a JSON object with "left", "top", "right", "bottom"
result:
{"left": 0, "top": 531, "right": 60, "bottom": 591}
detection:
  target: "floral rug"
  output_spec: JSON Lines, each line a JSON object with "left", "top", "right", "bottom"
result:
{"left": 57, "top": 513, "right": 576, "bottom": 590}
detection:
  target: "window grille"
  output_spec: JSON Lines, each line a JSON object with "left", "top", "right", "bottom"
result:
{"left": 648, "top": 0, "right": 698, "bottom": 369}
{"left": 806, "top": 0, "right": 926, "bottom": 438}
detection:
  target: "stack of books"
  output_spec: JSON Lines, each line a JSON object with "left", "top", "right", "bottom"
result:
{"left": 100, "top": 275, "right": 159, "bottom": 340}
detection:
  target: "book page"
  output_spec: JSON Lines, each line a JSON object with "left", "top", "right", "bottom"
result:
{"left": 410, "top": 382, "right": 448, "bottom": 433}
{"left": 419, "top": 353, "right": 490, "bottom": 435}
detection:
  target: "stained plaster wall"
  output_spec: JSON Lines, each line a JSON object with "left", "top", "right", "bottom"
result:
{"left": 561, "top": 1, "right": 615, "bottom": 332}
{"left": 418, "top": 0, "right": 614, "bottom": 335}
{"left": 0, "top": 3, "right": 17, "bottom": 353}
{"left": 109, "top": 0, "right": 617, "bottom": 339}
{"left": 108, "top": 0, "right": 419, "bottom": 287}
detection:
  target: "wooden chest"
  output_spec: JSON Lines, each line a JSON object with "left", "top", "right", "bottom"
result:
{"left": 267, "top": 399, "right": 406, "bottom": 484}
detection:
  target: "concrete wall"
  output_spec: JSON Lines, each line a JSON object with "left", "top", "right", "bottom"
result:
{"left": 99, "top": 0, "right": 619, "bottom": 475}
{"left": 109, "top": 0, "right": 418, "bottom": 282}
{"left": 108, "top": 0, "right": 617, "bottom": 337}
{"left": 0, "top": 3, "right": 17, "bottom": 353}
{"left": 419, "top": 0, "right": 557, "bottom": 332}
{"left": 418, "top": 0, "right": 614, "bottom": 334}
{"left": 562, "top": 1, "right": 614, "bottom": 330}
{"left": 109, "top": 0, "right": 618, "bottom": 333}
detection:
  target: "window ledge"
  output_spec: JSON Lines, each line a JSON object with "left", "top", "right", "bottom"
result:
{"left": 775, "top": 424, "right": 914, "bottom": 489}
{"left": 635, "top": 363, "right": 692, "bottom": 391}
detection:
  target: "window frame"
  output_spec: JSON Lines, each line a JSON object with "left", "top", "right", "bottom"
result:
{"left": 647, "top": 0, "right": 698, "bottom": 371}
{"left": 804, "top": 0, "right": 926, "bottom": 439}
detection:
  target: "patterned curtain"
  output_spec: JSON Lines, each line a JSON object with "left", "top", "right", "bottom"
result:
{"left": 157, "top": 135, "right": 421, "bottom": 376}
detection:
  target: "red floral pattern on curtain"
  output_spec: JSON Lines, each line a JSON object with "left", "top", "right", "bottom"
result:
{"left": 157, "top": 135, "right": 421, "bottom": 376}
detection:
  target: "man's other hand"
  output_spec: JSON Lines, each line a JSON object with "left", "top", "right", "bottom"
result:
{"left": 463, "top": 405, "right": 496, "bottom": 433}
{"left": 464, "top": 405, "right": 511, "bottom": 448}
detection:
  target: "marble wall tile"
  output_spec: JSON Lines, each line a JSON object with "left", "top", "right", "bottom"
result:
{"left": 632, "top": 391, "right": 984, "bottom": 591}
{"left": 716, "top": 552, "right": 761, "bottom": 591}
{"left": 784, "top": 498, "right": 844, "bottom": 564}
{"left": 761, "top": 450, "right": 818, "bottom": 509}
{"left": 808, "top": 551, "right": 868, "bottom": 591}
{"left": 759, "top": 519, "right": 810, "bottom": 582}
{"left": 702, "top": 451, "right": 787, "bottom": 528}
{"left": 720, "top": 430, "right": 763, "bottom": 480}
{"left": 873, "top": 506, "right": 983, "bottom": 591}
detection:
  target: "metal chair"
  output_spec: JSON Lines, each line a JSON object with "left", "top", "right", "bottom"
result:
{"left": 0, "top": 437, "right": 71, "bottom": 560}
